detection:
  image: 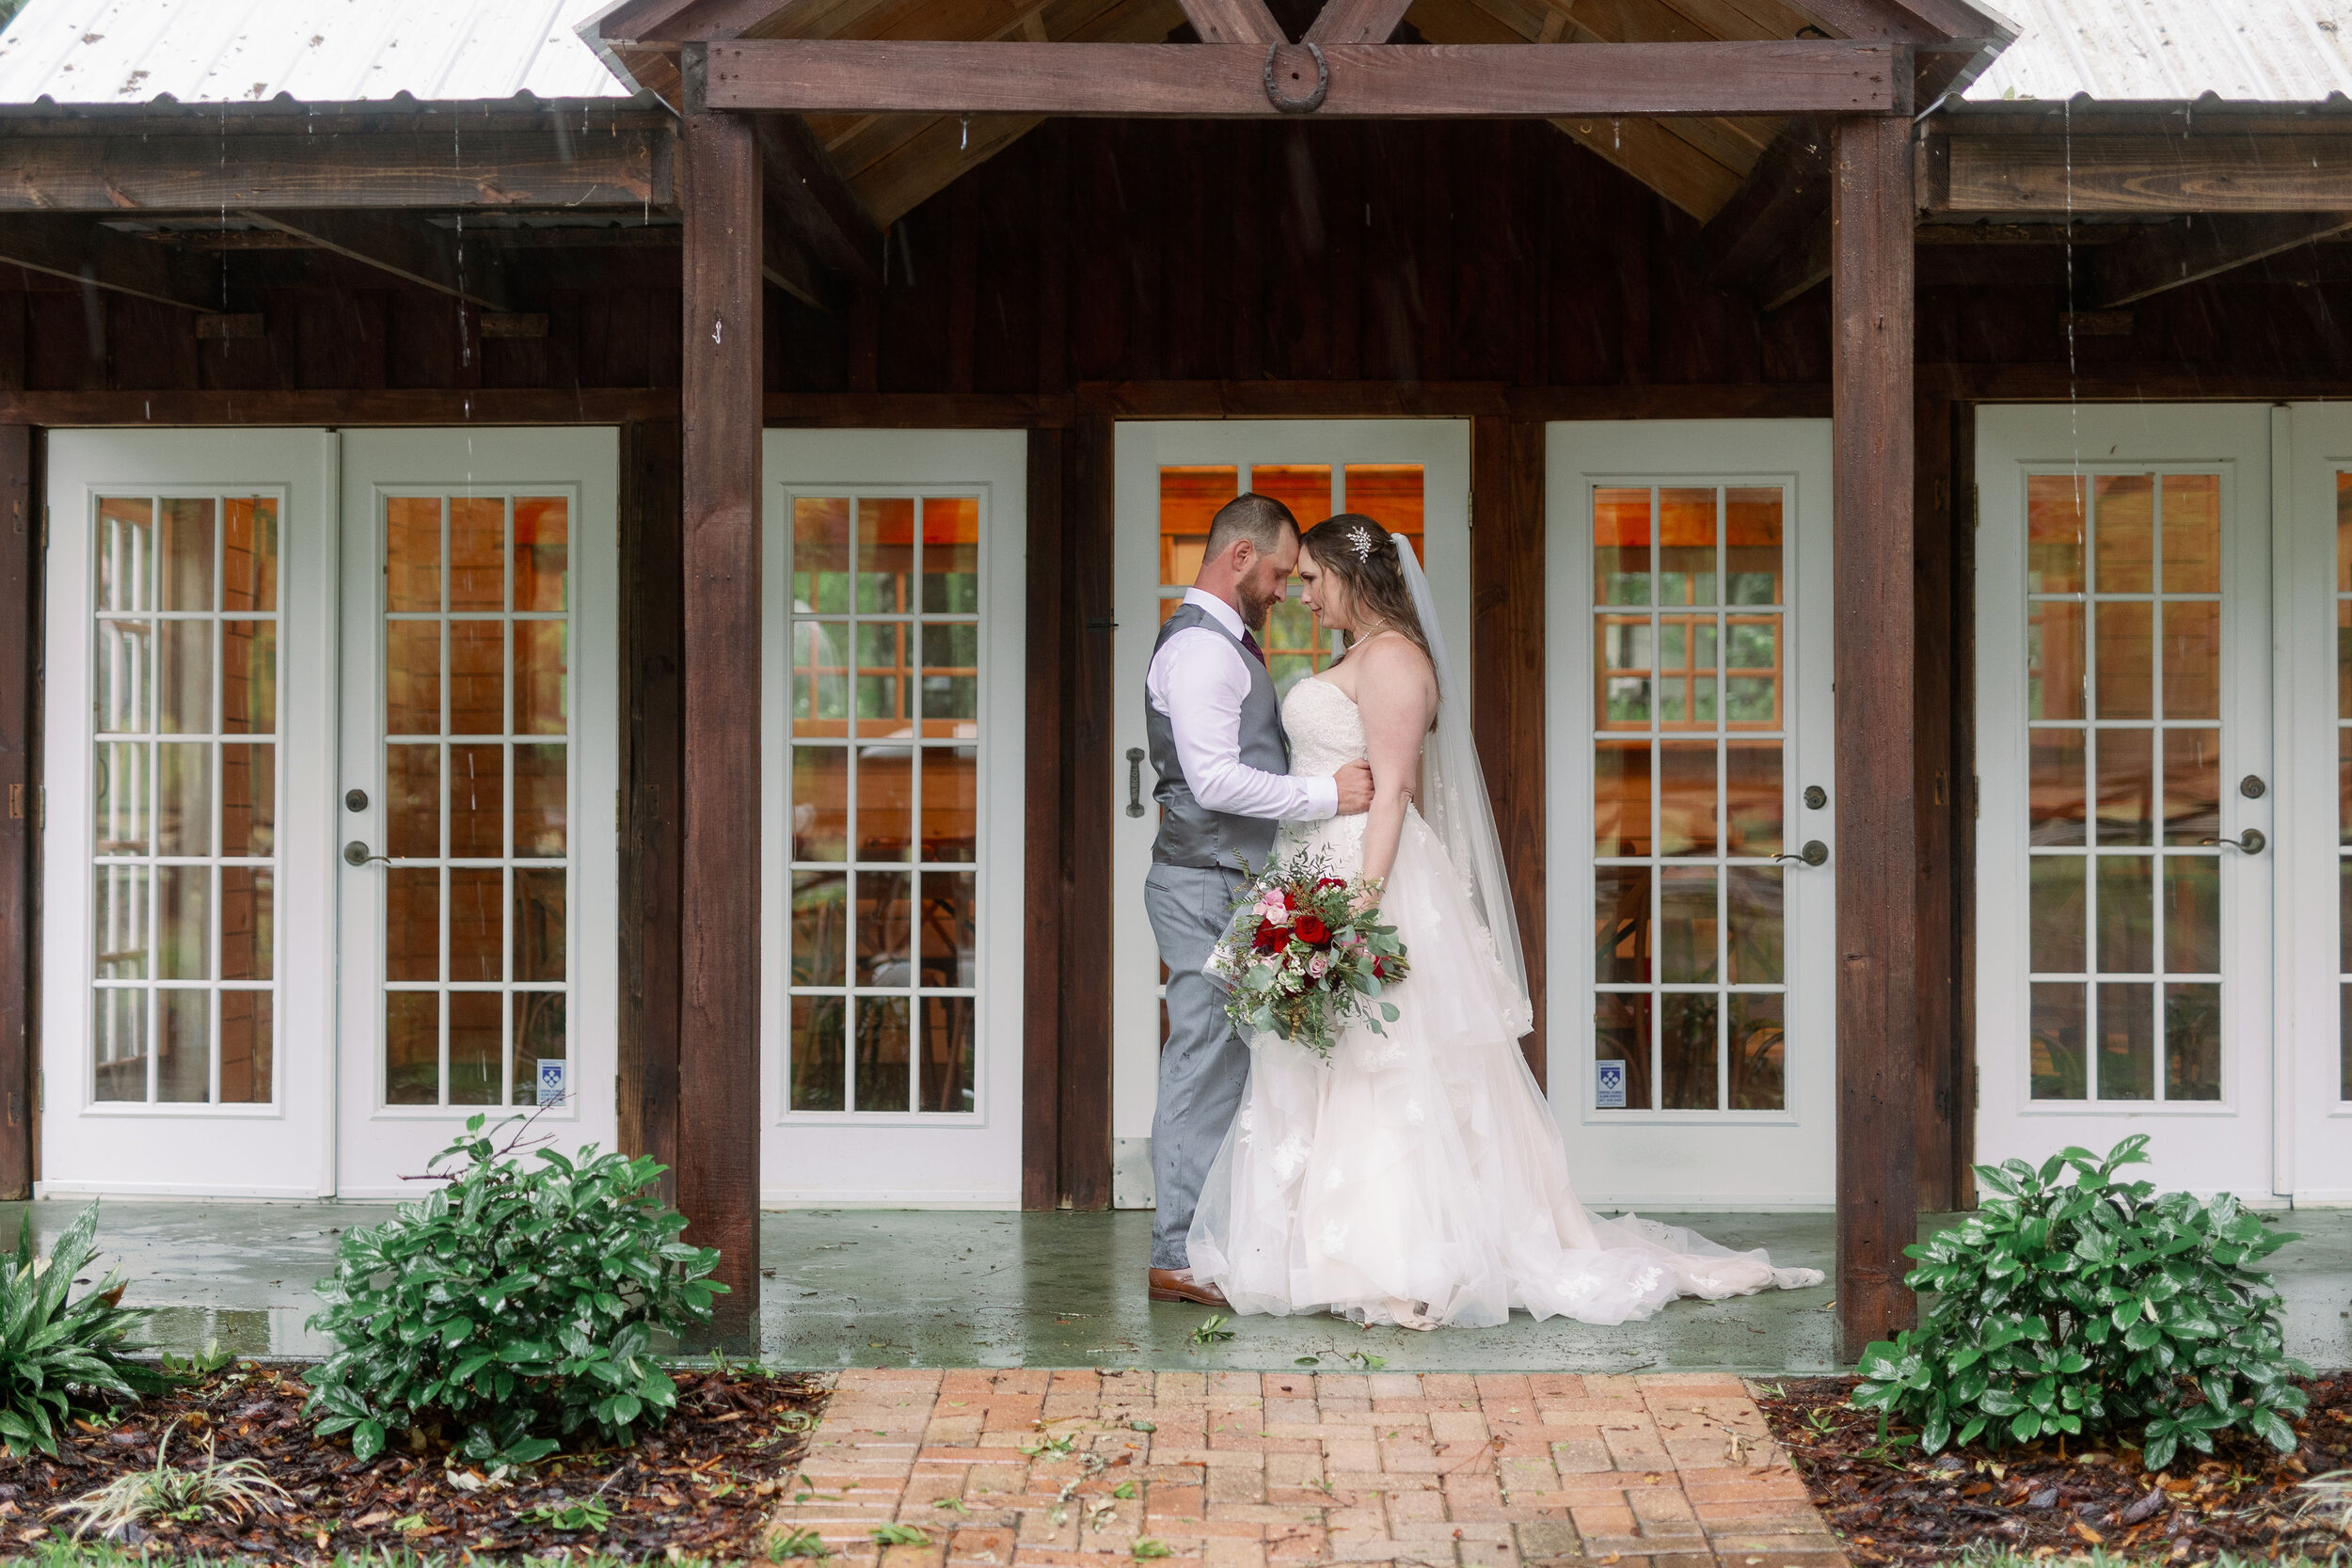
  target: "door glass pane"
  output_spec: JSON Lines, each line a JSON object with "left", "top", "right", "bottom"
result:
{"left": 87, "top": 493, "right": 280, "bottom": 1104}
{"left": 787, "top": 489, "right": 989, "bottom": 1117}
{"left": 2028, "top": 469, "right": 2225, "bottom": 1102}
{"left": 377, "top": 490, "right": 571, "bottom": 1107}
{"left": 1592, "top": 483, "right": 1786, "bottom": 1113}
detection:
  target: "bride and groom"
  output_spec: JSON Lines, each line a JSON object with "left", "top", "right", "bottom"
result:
{"left": 1142, "top": 492, "right": 1822, "bottom": 1331}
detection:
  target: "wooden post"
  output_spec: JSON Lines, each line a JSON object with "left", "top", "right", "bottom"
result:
{"left": 677, "top": 83, "right": 763, "bottom": 1347}
{"left": 1832, "top": 112, "right": 1918, "bottom": 1362}
{"left": 0, "top": 425, "right": 31, "bottom": 1200}
{"left": 618, "top": 418, "right": 686, "bottom": 1209}
{"left": 1022, "top": 427, "right": 1067, "bottom": 1211}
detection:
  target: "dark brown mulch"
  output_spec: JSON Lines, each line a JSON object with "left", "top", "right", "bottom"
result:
{"left": 1754, "top": 1374, "right": 2352, "bottom": 1566}
{"left": 0, "top": 1364, "right": 822, "bottom": 1560}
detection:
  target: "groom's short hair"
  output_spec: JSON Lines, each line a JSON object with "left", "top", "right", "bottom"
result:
{"left": 1203, "top": 492, "right": 1299, "bottom": 563}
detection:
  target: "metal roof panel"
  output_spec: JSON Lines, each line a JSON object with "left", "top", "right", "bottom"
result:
{"left": 1963, "top": 0, "right": 2352, "bottom": 101}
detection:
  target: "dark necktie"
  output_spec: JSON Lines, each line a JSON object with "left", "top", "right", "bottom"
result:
{"left": 1240, "top": 629, "right": 1267, "bottom": 669}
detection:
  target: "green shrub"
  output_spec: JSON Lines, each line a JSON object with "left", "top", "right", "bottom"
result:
{"left": 0, "top": 1199, "right": 167, "bottom": 1458}
{"left": 1851, "top": 1135, "right": 2307, "bottom": 1470}
{"left": 304, "top": 1115, "right": 726, "bottom": 1465}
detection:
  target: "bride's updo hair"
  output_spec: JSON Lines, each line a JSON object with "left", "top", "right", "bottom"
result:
{"left": 1297, "top": 514, "right": 1435, "bottom": 675}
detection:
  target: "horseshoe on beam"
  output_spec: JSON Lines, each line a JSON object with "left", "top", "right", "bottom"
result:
{"left": 1263, "top": 42, "right": 1329, "bottom": 113}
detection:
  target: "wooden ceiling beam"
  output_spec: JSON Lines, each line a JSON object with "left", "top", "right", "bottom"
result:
{"left": 240, "top": 211, "right": 513, "bottom": 310}
{"left": 1924, "top": 129, "right": 2352, "bottom": 214}
{"left": 754, "top": 113, "right": 886, "bottom": 285}
{"left": 1303, "top": 0, "right": 1417, "bottom": 46}
{"left": 0, "top": 130, "right": 672, "bottom": 213}
{"left": 695, "top": 38, "right": 1901, "bottom": 116}
{"left": 0, "top": 215, "right": 224, "bottom": 311}
{"left": 2090, "top": 212, "right": 2352, "bottom": 309}
{"left": 1175, "top": 0, "right": 1285, "bottom": 45}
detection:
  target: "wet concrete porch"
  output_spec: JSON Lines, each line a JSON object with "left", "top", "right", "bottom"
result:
{"left": 8, "top": 1203, "right": 2351, "bottom": 1373}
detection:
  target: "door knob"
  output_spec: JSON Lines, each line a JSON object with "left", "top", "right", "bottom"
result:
{"left": 343, "top": 840, "right": 392, "bottom": 867}
{"left": 1772, "top": 840, "right": 1829, "bottom": 867}
{"left": 2201, "top": 830, "right": 2265, "bottom": 855}
{"left": 1126, "top": 748, "right": 1147, "bottom": 818}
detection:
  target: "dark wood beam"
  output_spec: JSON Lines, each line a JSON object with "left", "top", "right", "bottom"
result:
{"left": 0, "top": 129, "right": 672, "bottom": 213}
{"left": 1754, "top": 215, "right": 1833, "bottom": 309}
{"left": 1176, "top": 0, "right": 1285, "bottom": 45}
{"left": 0, "top": 215, "right": 224, "bottom": 311}
{"left": 699, "top": 39, "right": 1902, "bottom": 116}
{"left": 1833, "top": 111, "right": 1920, "bottom": 1364}
{"left": 0, "top": 425, "right": 30, "bottom": 1201}
{"left": 1303, "top": 0, "right": 1414, "bottom": 45}
{"left": 1924, "top": 129, "right": 2352, "bottom": 214}
{"left": 239, "top": 211, "right": 511, "bottom": 310}
{"left": 1023, "top": 426, "right": 1068, "bottom": 1212}
{"left": 753, "top": 114, "right": 884, "bottom": 288}
{"left": 595, "top": 0, "right": 794, "bottom": 42}
{"left": 761, "top": 218, "right": 830, "bottom": 309}
{"left": 1789, "top": 0, "right": 2008, "bottom": 43}
{"left": 1695, "top": 119, "right": 1830, "bottom": 284}
{"left": 675, "top": 105, "right": 763, "bottom": 1349}
{"left": 2090, "top": 211, "right": 2352, "bottom": 307}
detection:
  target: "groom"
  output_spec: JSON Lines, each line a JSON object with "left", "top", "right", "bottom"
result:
{"left": 1143, "top": 492, "right": 1375, "bottom": 1307}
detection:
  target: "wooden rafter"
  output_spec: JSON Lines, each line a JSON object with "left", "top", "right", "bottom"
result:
{"left": 1175, "top": 0, "right": 1284, "bottom": 43}
{"left": 695, "top": 38, "right": 1903, "bottom": 117}
{"left": 0, "top": 215, "right": 224, "bottom": 311}
{"left": 240, "top": 211, "right": 513, "bottom": 311}
{"left": 754, "top": 114, "right": 886, "bottom": 284}
{"left": 1924, "top": 126, "right": 2352, "bottom": 214}
{"left": 1302, "top": 0, "right": 1414, "bottom": 45}
{"left": 2090, "top": 212, "right": 2352, "bottom": 308}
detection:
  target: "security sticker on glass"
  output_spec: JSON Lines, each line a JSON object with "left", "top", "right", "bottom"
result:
{"left": 1595, "top": 1059, "right": 1628, "bottom": 1110}
{"left": 536, "top": 1058, "right": 568, "bottom": 1106}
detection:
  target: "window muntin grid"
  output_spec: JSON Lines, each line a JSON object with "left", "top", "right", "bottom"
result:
{"left": 1154, "top": 465, "right": 1427, "bottom": 699}
{"left": 89, "top": 494, "right": 279, "bottom": 1106}
{"left": 786, "top": 492, "right": 981, "bottom": 1117}
{"left": 378, "top": 493, "right": 572, "bottom": 1110}
{"left": 1590, "top": 484, "right": 1789, "bottom": 1115}
{"left": 2024, "top": 472, "right": 2225, "bottom": 1103}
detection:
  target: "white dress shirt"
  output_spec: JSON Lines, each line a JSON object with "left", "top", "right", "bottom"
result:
{"left": 1145, "top": 589, "right": 1340, "bottom": 823}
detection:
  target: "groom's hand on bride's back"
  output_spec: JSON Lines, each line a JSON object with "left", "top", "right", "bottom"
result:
{"left": 1334, "top": 759, "right": 1375, "bottom": 814}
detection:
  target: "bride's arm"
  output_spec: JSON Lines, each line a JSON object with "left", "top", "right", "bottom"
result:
{"left": 1353, "top": 638, "right": 1439, "bottom": 889}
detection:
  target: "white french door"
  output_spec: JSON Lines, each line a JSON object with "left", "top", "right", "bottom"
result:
{"left": 40, "top": 427, "right": 619, "bottom": 1200}
{"left": 1544, "top": 420, "right": 1836, "bottom": 1208}
{"left": 1108, "top": 420, "right": 1472, "bottom": 1204}
{"left": 333, "top": 431, "right": 619, "bottom": 1196}
{"left": 41, "top": 432, "right": 339, "bottom": 1196}
{"left": 1975, "top": 405, "right": 2275, "bottom": 1196}
{"left": 761, "top": 430, "right": 1027, "bottom": 1207}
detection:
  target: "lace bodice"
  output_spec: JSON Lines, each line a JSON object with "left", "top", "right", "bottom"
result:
{"left": 1281, "top": 677, "right": 1369, "bottom": 778}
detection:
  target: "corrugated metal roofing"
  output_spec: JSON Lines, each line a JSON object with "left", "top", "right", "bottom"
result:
{"left": 1963, "top": 0, "right": 2352, "bottom": 102}
{"left": 0, "top": 0, "right": 629, "bottom": 104}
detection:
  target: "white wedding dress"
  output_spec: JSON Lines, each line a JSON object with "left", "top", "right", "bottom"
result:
{"left": 1185, "top": 674, "right": 1825, "bottom": 1329}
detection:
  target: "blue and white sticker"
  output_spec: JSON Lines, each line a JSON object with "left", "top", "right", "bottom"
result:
{"left": 536, "top": 1058, "right": 568, "bottom": 1106}
{"left": 1595, "top": 1059, "right": 1627, "bottom": 1110}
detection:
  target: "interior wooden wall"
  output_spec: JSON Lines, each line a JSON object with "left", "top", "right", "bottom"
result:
{"left": 9, "top": 115, "right": 2352, "bottom": 1208}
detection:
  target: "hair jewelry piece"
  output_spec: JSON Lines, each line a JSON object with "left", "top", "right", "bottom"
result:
{"left": 1350, "top": 527, "right": 1377, "bottom": 562}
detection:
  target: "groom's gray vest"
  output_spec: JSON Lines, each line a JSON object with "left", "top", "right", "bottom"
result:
{"left": 1148, "top": 603, "right": 1289, "bottom": 871}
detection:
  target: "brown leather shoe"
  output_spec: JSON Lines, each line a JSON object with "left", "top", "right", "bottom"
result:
{"left": 1148, "top": 1267, "right": 1231, "bottom": 1308}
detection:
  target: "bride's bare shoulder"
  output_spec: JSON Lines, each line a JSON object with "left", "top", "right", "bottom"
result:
{"left": 1350, "top": 634, "right": 1438, "bottom": 703}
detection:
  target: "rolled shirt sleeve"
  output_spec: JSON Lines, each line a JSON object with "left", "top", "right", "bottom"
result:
{"left": 1147, "top": 627, "right": 1339, "bottom": 823}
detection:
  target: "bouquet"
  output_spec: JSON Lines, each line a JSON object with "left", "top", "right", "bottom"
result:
{"left": 1205, "top": 849, "right": 1411, "bottom": 1063}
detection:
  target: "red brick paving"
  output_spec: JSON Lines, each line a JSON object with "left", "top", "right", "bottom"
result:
{"left": 765, "top": 1371, "right": 1848, "bottom": 1568}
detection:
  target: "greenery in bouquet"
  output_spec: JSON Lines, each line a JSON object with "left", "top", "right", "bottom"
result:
{"left": 1207, "top": 850, "right": 1410, "bottom": 1061}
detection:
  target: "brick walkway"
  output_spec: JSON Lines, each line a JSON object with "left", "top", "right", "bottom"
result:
{"left": 766, "top": 1370, "right": 1847, "bottom": 1568}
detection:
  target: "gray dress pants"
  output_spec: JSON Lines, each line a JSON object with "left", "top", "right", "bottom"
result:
{"left": 1144, "top": 861, "right": 1249, "bottom": 1272}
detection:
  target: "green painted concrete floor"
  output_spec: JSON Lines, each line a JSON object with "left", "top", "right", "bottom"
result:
{"left": 7, "top": 1202, "right": 2352, "bottom": 1373}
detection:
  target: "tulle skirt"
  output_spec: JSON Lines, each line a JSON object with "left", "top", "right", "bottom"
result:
{"left": 1186, "top": 808, "right": 1824, "bottom": 1328}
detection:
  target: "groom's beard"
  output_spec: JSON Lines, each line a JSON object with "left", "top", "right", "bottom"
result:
{"left": 1236, "top": 584, "right": 1277, "bottom": 630}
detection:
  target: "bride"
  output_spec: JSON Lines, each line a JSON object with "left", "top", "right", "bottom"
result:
{"left": 1185, "top": 514, "right": 1824, "bottom": 1331}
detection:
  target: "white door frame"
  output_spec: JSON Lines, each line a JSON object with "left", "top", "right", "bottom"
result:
{"left": 1973, "top": 404, "right": 2275, "bottom": 1197}
{"left": 1108, "top": 420, "right": 1472, "bottom": 1203}
{"left": 2280, "top": 403, "right": 2352, "bottom": 1201}
{"left": 760, "top": 429, "right": 1027, "bottom": 1207}
{"left": 1543, "top": 420, "right": 1836, "bottom": 1209}
{"left": 333, "top": 429, "right": 621, "bottom": 1197}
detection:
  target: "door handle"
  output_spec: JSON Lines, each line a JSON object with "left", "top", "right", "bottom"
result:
{"left": 1771, "top": 841, "right": 1829, "bottom": 867}
{"left": 1126, "top": 748, "right": 1147, "bottom": 818}
{"left": 342, "top": 840, "right": 393, "bottom": 867}
{"left": 2201, "top": 830, "right": 2266, "bottom": 855}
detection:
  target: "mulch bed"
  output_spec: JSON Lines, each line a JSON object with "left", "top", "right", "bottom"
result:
{"left": 0, "top": 1363, "right": 823, "bottom": 1561}
{"left": 1755, "top": 1374, "right": 2352, "bottom": 1565}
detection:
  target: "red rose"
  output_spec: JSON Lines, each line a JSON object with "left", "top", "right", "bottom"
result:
{"left": 1251, "top": 918, "right": 1288, "bottom": 956}
{"left": 1371, "top": 957, "right": 1391, "bottom": 981}
{"left": 1280, "top": 889, "right": 1297, "bottom": 911}
{"left": 1294, "top": 914, "right": 1331, "bottom": 947}
{"left": 1315, "top": 877, "right": 1347, "bottom": 892}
